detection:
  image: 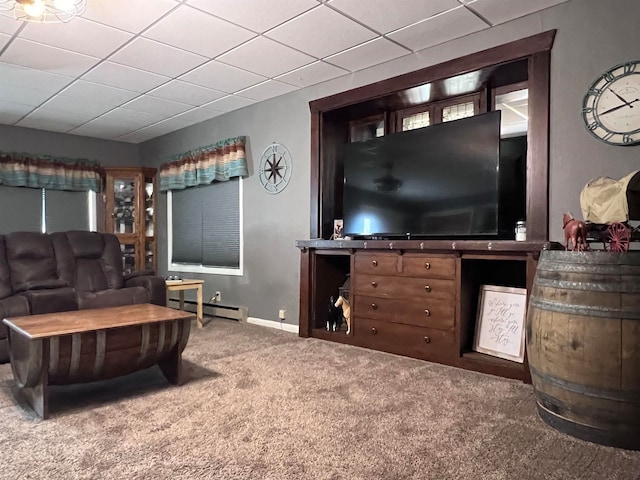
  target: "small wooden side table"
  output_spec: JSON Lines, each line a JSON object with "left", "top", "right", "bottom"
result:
{"left": 166, "top": 279, "right": 205, "bottom": 328}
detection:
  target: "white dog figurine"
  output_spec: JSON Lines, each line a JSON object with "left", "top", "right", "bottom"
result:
{"left": 335, "top": 296, "right": 351, "bottom": 335}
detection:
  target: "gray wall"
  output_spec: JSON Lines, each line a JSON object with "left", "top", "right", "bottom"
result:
{"left": 0, "top": 124, "right": 140, "bottom": 166}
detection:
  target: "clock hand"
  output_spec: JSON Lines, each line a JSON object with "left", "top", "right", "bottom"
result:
{"left": 609, "top": 88, "right": 633, "bottom": 107}
{"left": 600, "top": 98, "right": 639, "bottom": 115}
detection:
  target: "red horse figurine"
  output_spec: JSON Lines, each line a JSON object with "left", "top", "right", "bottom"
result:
{"left": 563, "top": 212, "right": 589, "bottom": 251}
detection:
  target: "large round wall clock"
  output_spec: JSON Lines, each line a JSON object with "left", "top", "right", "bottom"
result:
{"left": 258, "top": 142, "right": 292, "bottom": 194}
{"left": 582, "top": 61, "right": 640, "bottom": 146}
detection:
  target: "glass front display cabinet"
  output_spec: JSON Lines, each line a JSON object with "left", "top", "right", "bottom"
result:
{"left": 104, "top": 167, "right": 157, "bottom": 274}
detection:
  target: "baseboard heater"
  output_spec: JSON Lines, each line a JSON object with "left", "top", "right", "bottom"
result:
{"left": 167, "top": 298, "right": 248, "bottom": 321}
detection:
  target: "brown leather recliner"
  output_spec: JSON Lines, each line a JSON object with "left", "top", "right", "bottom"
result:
{"left": 0, "top": 231, "right": 166, "bottom": 363}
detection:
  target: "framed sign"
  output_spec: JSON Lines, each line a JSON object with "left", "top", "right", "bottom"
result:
{"left": 473, "top": 285, "right": 527, "bottom": 363}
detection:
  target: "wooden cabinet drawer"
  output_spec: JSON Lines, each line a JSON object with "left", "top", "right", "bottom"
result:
{"left": 354, "top": 253, "right": 399, "bottom": 276}
{"left": 353, "top": 274, "right": 455, "bottom": 301}
{"left": 353, "top": 317, "right": 456, "bottom": 362}
{"left": 401, "top": 254, "right": 455, "bottom": 278}
{"left": 353, "top": 295, "right": 454, "bottom": 330}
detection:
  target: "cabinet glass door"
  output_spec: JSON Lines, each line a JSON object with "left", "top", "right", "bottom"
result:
{"left": 112, "top": 177, "right": 137, "bottom": 234}
{"left": 120, "top": 243, "right": 137, "bottom": 274}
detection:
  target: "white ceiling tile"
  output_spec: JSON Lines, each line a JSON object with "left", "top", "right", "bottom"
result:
{"left": 236, "top": 80, "right": 298, "bottom": 102}
{"left": 187, "top": 0, "right": 318, "bottom": 33}
{"left": 144, "top": 5, "right": 256, "bottom": 58}
{"left": 165, "top": 108, "right": 224, "bottom": 128}
{"left": 20, "top": 17, "right": 134, "bottom": 58}
{"left": 109, "top": 37, "right": 207, "bottom": 78}
{"left": 70, "top": 121, "right": 140, "bottom": 140}
{"left": 0, "top": 99, "right": 33, "bottom": 124}
{"left": 202, "top": 95, "right": 256, "bottom": 113}
{"left": 38, "top": 95, "right": 117, "bottom": 118}
{"left": 0, "top": 38, "right": 100, "bottom": 77}
{"left": 0, "top": 62, "right": 73, "bottom": 91}
{"left": 122, "top": 95, "right": 193, "bottom": 117}
{"left": 82, "top": 0, "right": 179, "bottom": 34}
{"left": 58, "top": 80, "right": 139, "bottom": 106}
{"left": 328, "top": 0, "right": 460, "bottom": 34}
{"left": 95, "top": 108, "right": 164, "bottom": 129}
{"left": 82, "top": 62, "right": 170, "bottom": 93}
{"left": 0, "top": 14, "right": 24, "bottom": 35}
{"left": 16, "top": 103, "right": 107, "bottom": 132}
{"left": 0, "top": 32, "right": 9, "bottom": 50}
{"left": 180, "top": 60, "right": 266, "bottom": 93}
{"left": 266, "top": 5, "right": 377, "bottom": 58}
{"left": 324, "top": 37, "right": 409, "bottom": 72}
{"left": 70, "top": 108, "right": 164, "bottom": 139}
{"left": 387, "top": 6, "right": 488, "bottom": 52}
{"left": 17, "top": 116, "right": 77, "bottom": 133}
{"left": 217, "top": 37, "right": 315, "bottom": 78}
{"left": 470, "top": 0, "right": 570, "bottom": 26}
{"left": 0, "top": 83, "right": 57, "bottom": 107}
{"left": 147, "top": 80, "right": 226, "bottom": 106}
{"left": 275, "top": 61, "right": 349, "bottom": 88}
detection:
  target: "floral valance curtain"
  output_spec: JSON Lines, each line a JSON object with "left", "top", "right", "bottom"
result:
{"left": 0, "top": 151, "right": 101, "bottom": 192}
{"left": 159, "top": 136, "right": 248, "bottom": 191}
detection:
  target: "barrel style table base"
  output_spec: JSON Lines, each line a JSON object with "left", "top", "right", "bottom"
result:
{"left": 3, "top": 304, "right": 194, "bottom": 419}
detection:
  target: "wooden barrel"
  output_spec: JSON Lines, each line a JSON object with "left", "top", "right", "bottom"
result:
{"left": 526, "top": 250, "right": 640, "bottom": 450}
{"left": 9, "top": 319, "right": 191, "bottom": 387}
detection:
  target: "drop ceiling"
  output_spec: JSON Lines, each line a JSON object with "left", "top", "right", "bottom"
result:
{"left": 0, "top": 0, "right": 569, "bottom": 144}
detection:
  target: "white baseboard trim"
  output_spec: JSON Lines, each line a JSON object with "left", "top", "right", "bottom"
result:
{"left": 247, "top": 317, "right": 299, "bottom": 334}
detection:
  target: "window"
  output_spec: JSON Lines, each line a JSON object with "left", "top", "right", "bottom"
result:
{"left": 167, "top": 177, "right": 243, "bottom": 276}
{"left": 442, "top": 101, "right": 475, "bottom": 122}
{"left": 349, "top": 114, "right": 385, "bottom": 142}
{"left": 402, "top": 111, "right": 431, "bottom": 131}
{"left": 396, "top": 93, "right": 481, "bottom": 132}
{"left": 0, "top": 186, "right": 95, "bottom": 234}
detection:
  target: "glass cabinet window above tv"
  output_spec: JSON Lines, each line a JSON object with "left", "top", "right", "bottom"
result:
{"left": 349, "top": 114, "right": 385, "bottom": 142}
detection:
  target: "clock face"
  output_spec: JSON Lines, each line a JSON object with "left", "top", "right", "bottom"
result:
{"left": 258, "top": 143, "right": 292, "bottom": 194}
{"left": 582, "top": 61, "right": 640, "bottom": 146}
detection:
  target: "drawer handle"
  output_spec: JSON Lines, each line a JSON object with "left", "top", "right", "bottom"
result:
{"left": 371, "top": 281, "right": 377, "bottom": 287}
{"left": 424, "top": 309, "right": 430, "bottom": 316}
{"left": 424, "top": 336, "right": 431, "bottom": 344}
{"left": 424, "top": 262, "right": 431, "bottom": 269}
{"left": 424, "top": 285, "right": 431, "bottom": 292}
{"left": 371, "top": 303, "right": 378, "bottom": 310}
{"left": 371, "top": 327, "right": 377, "bottom": 335}
{"left": 372, "top": 260, "right": 378, "bottom": 266}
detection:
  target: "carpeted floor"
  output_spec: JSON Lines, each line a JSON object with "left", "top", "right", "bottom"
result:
{"left": 1, "top": 317, "right": 640, "bottom": 480}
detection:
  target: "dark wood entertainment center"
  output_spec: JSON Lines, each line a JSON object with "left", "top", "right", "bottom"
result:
{"left": 297, "top": 31, "right": 559, "bottom": 382}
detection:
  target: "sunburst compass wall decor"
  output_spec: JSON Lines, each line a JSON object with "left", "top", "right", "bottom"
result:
{"left": 258, "top": 142, "right": 292, "bottom": 194}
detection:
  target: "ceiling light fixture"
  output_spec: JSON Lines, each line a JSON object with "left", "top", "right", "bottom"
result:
{"left": 0, "top": 0, "right": 86, "bottom": 23}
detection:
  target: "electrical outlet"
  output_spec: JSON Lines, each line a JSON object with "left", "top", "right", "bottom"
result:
{"left": 278, "top": 309, "right": 286, "bottom": 320}
{"left": 215, "top": 291, "right": 221, "bottom": 302}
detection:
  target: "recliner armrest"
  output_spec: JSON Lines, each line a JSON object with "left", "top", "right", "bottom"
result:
{"left": 123, "top": 269, "right": 156, "bottom": 282}
{"left": 123, "top": 273, "right": 166, "bottom": 306}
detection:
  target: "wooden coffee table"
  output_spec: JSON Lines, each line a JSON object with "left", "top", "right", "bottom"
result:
{"left": 3, "top": 304, "right": 195, "bottom": 419}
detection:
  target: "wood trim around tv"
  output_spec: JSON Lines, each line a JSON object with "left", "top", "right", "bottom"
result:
{"left": 308, "top": 30, "right": 556, "bottom": 241}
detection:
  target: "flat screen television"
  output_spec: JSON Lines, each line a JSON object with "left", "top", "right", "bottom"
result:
{"left": 342, "top": 110, "right": 525, "bottom": 239}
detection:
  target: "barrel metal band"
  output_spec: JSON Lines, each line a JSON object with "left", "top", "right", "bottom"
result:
{"left": 530, "top": 366, "right": 640, "bottom": 403}
{"left": 169, "top": 320, "right": 178, "bottom": 350}
{"left": 49, "top": 336, "right": 59, "bottom": 377}
{"left": 529, "top": 296, "right": 640, "bottom": 319}
{"left": 156, "top": 322, "right": 166, "bottom": 357}
{"left": 93, "top": 330, "right": 106, "bottom": 377}
{"left": 534, "top": 276, "right": 640, "bottom": 293}
{"left": 69, "top": 334, "right": 81, "bottom": 377}
{"left": 138, "top": 324, "right": 150, "bottom": 365}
